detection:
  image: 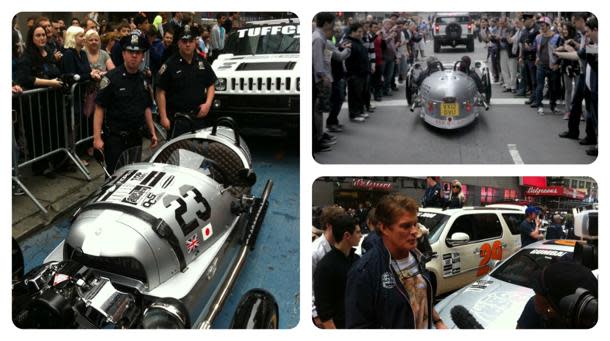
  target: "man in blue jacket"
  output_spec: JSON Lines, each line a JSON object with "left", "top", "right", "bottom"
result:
{"left": 345, "top": 193, "right": 447, "bottom": 329}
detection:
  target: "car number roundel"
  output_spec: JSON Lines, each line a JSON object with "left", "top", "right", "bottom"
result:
{"left": 477, "top": 240, "right": 503, "bottom": 276}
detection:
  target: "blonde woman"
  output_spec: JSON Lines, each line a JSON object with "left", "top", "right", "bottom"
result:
{"left": 61, "top": 25, "right": 101, "bottom": 81}
{"left": 447, "top": 180, "right": 465, "bottom": 209}
{"left": 85, "top": 29, "right": 115, "bottom": 75}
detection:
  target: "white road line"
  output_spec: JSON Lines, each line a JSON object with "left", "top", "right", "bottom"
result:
{"left": 507, "top": 144, "right": 524, "bottom": 164}
{"left": 344, "top": 98, "right": 553, "bottom": 108}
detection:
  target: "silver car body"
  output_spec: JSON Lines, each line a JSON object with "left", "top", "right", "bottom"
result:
{"left": 44, "top": 125, "right": 259, "bottom": 326}
{"left": 409, "top": 61, "right": 489, "bottom": 129}
{"left": 435, "top": 240, "right": 578, "bottom": 328}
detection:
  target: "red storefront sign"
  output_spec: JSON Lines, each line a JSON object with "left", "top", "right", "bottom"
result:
{"left": 525, "top": 186, "right": 586, "bottom": 200}
{"left": 352, "top": 179, "right": 393, "bottom": 191}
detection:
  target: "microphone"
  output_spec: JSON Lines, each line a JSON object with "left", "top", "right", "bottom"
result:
{"left": 450, "top": 305, "right": 484, "bottom": 329}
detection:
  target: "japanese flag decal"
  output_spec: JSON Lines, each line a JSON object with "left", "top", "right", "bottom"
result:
{"left": 202, "top": 223, "right": 213, "bottom": 241}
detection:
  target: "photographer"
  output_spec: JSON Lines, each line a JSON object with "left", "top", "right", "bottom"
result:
{"left": 517, "top": 262, "right": 597, "bottom": 329}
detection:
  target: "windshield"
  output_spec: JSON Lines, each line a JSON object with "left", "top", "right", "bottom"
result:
{"left": 418, "top": 212, "right": 450, "bottom": 244}
{"left": 435, "top": 16, "right": 470, "bottom": 25}
{"left": 491, "top": 248, "right": 574, "bottom": 287}
{"left": 224, "top": 24, "right": 300, "bottom": 55}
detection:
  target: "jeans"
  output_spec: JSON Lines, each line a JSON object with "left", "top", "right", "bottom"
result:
{"left": 327, "top": 78, "right": 346, "bottom": 126}
{"left": 382, "top": 58, "right": 395, "bottom": 94}
{"left": 534, "top": 65, "right": 560, "bottom": 107}
{"left": 562, "top": 73, "right": 575, "bottom": 112}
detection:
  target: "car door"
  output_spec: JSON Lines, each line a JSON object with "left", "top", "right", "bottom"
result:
{"left": 440, "top": 212, "right": 504, "bottom": 292}
{"left": 500, "top": 212, "right": 525, "bottom": 255}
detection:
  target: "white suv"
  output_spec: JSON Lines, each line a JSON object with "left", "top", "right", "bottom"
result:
{"left": 418, "top": 207, "right": 524, "bottom": 296}
{"left": 432, "top": 12, "right": 475, "bottom": 52}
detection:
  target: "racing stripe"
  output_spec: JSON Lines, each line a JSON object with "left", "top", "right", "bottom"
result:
{"left": 149, "top": 172, "right": 166, "bottom": 187}
{"left": 140, "top": 171, "right": 158, "bottom": 186}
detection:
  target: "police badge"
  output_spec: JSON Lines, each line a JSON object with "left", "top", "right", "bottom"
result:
{"left": 198, "top": 61, "right": 205, "bottom": 70}
{"left": 131, "top": 34, "right": 138, "bottom": 46}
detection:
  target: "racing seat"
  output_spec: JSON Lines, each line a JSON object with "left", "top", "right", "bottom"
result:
{"left": 152, "top": 119, "right": 252, "bottom": 191}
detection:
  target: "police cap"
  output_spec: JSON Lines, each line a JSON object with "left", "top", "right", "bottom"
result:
{"left": 177, "top": 24, "right": 200, "bottom": 41}
{"left": 120, "top": 31, "right": 150, "bottom": 52}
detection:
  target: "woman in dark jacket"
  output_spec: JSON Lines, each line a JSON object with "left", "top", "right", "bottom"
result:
{"left": 446, "top": 180, "right": 465, "bottom": 209}
{"left": 15, "top": 25, "right": 65, "bottom": 176}
{"left": 61, "top": 25, "right": 101, "bottom": 81}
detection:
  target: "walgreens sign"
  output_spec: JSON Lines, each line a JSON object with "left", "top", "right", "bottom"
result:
{"left": 525, "top": 186, "right": 585, "bottom": 200}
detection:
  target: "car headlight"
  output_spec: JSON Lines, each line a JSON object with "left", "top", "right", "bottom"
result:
{"left": 215, "top": 78, "right": 227, "bottom": 91}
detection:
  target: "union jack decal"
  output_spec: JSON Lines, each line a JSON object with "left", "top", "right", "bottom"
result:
{"left": 185, "top": 234, "right": 200, "bottom": 253}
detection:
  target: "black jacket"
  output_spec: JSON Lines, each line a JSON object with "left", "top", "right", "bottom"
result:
{"left": 345, "top": 235, "right": 434, "bottom": 329}
{"left": 422, "top": 183, "right": 444, "bottom": 208}
{"left": 345, "top": 36, "right": 369, "bottom": 77}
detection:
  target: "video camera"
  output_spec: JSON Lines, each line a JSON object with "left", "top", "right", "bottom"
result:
{"left": 558, "top": 287, "right": 598, "bottom": 329}
{"left": 573, "top": 208, "right": 597, "bottom": 269}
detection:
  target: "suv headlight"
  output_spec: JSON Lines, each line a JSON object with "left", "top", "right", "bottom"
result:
{"left": 215, "top": 78, "right": 227, "bottom": 91}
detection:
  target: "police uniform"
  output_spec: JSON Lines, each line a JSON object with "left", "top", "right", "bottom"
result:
{"left": 156, "top": 24, "right": 217, "bottom": 137}
{"left": 95, "top": 32, "right": 152, "bottom": 174}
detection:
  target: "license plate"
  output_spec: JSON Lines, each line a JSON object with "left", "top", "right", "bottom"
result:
{"left": 440, "top": 103, "right": 459, "bottom": 117}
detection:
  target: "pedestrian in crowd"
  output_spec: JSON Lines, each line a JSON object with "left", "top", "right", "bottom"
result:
{"left": 209, "top": 13, "right": 226, "bottom": 63}
{"left": 480, "top": 18, "right": 501, "bottom": 83}
{"left": 521, "top": 14, "right": 539, "bottom": 103}
{"left": 545, "top": 214, "right": 566, "bottom": 239}
{"left": 166, "top": 12, "right": 183, "bottom": 36}
{"left": 71, "top": 17, "right": 81, "bottom": 27}
{"left": 345, "top": 194, "right": 447, "bottom": 329}
{"left": 327, "top": 36, "right": 351, "bottom": 131}
{"left": 62, "top": 26, "right": 101, "bottom": 82}
{"left": 224, "top": 12, "right": 240, "bottom": 34}
{"left": 532, "top": 16, "right": 562, "bottom": 115}
{"left": 517, "top": 262, "right": 597, "bottom": 328}
{"left": 395, "top": 19, "right": 409, "bottom": 83}
{"left": 312, "top": 13, "right": 351, "bottom": 152}
{"left": 446, "top": 180, "right": 465, "bottom": 209}
{"left": 520, "top": 206, "right": 544, "bottom": 247}
{"left": 498, "top": 17, "right": 518, "bottom": 93}
{"left": 558, "top": 13, "right": 592, "bottom": 145}
{"left": 93, "top": 31, "right": 157, "bottom": 174}
{"left": 421, "top": 176, "right": 444, "bottom": 208}
{"left": 371, "top": 21, "right": 385, "bottom": 101}
{"left": 146, "top": 26, "right": 164, "bottom": 78}
{"left": 361, "top": 22, "right": 376, "bottom": 113}
{"left": 557, "top": 22, "right": 579, "bottom": 120}
{"left": 312, "top": 205, "right": 346, "bottom": 327}
{"left": 110, "top": 22, "right": 132, "bottom": 67}
{"left": 156, "top": 24, "right": 217, "bottom": 138}
{"left": 512, "top": 16, "right": 527, "bottom": 96}
{"left": 361, "top": 208, "right": 380, "bottom": 254}
{"left": 345, "top": 23, "right": 370, "bottom": 123}
{"left": 84, "top": 18, "right": 97, "bottom": 32}
{"left": 380, "top": 18, "right": 397, "bottom": 96}
{"left": 313, "top": 214, "right": 361, "bottom": 329}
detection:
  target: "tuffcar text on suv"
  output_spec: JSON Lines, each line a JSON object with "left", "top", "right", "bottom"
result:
{"left": 211, "top": 19, "right": 300, "bottom": 134}
{"left": 432, "top": 13, "right": 475, "bottom": 53}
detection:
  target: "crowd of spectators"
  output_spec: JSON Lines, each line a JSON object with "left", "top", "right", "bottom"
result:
{"left": 12, "top": 12, "right": 241, "bottom": 194}
{"left": 475, "top": 12, "right": 598, "bottom": 156}
{"left": 312, "top": 12, "right": 430, "bottom": 153}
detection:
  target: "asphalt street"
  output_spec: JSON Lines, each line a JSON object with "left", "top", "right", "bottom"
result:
{"left": 17, "top": 133, "right": 300, "bottom": 329}
{"left": 314, "top": 40, "right": 596, "bottom": 164}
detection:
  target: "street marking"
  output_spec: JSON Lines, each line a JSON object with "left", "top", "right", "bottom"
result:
{"left": 343, "top": 98, "right": 554, "bottom": 108}
{"left": 507, "top": 144, "right": 524, "bottom": 164}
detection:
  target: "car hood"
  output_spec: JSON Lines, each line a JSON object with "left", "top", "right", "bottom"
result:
{"left": 213, "top": 54, "right": 299, "bottom": 72}
{"left": 435, "top": 276, "right": 534, "bottom": 329}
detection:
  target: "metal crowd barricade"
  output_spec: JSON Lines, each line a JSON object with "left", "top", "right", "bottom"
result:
{"left": 12, "top": 86, "right": 92, "bottom": 214}
{"left": 69, "top": 81, "right": 95, "bottom": 174}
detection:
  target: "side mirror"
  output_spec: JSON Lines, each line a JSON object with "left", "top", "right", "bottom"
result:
{"left": 237, "top": 169, "right": 257, "bottom": 187}
{"left": 447, "top": 232, "right": 470, "bottom": 246}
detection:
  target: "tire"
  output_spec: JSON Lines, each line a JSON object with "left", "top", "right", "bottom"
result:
{"left": 467, "top": 39, "right": 475, "bottom": 52}
{"left": 434, "top": 39, "right": 441, "bottom": 53}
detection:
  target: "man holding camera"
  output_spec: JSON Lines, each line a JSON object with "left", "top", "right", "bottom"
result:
{"left": 520, "top": 207, "right": 544, "bottom": 247}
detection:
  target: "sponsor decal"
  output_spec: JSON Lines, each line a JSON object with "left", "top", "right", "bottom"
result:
{"left": 381, "top": 271, "right": 395, "bottom": 289}
{"left": 442, "top": 253, "right": 462, "bottom": 277}
{"left": 202, "top": 223, "right": 213, "bottom": 241}
{"left": 161, "top": 175, "right": 175, "bottom": 189}
{"left": 237, "top": 25, "right": 300, "bottom": 38}
{"left": 122, "top": 185, "right": 151, "bottom": 205}
{"left": 185, "top": 234, "right": 200, "bottom": 253}
{"left": 466, "top": 279, "right": 494, "bottom": 292}
{"left": 529, "top": 249, "right": 568, "bottom": 257}
{"left": 132, "top": 172, "right": 146, "bottom": 182}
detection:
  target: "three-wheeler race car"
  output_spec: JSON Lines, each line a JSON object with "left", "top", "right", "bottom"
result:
{"left": 12, "top": 117, "right": 278, "bottom": 329}
{"left": 406, "top": 59, "right": 492, "bottom": 130}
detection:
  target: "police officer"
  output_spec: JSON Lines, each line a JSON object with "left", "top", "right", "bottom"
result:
{"left": 93, "top": 31, "right": 158, "bottom": 175}
{"left": 156, "top": 24, "right": 217, "bottom": 138}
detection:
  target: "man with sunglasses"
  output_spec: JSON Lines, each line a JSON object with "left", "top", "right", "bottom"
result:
{"left": 345, "top": 194, "right": 446, "bottom": 329}
{"left": 156, "top": 24, "right": 217, "bottom": 137}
